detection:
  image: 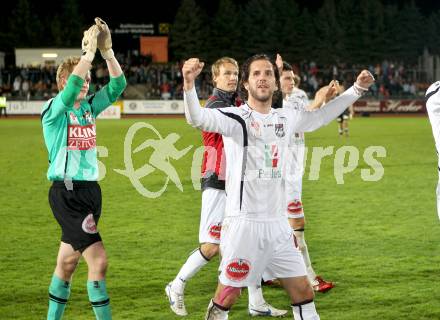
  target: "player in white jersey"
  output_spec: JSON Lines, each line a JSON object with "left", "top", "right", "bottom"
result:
{"left": 165, "top": 57, "right": 286, "bottom": 317}
{"left": 279, "top": 60, "right": 335, "bottom": 293}
{"left": 425, "top": 81, "right": 440, "bottom": 219}
{"left": 182, "top": 54, "right": 374, "bottom": 320}
{"left": 291, "top": 73, "right": 310, "bottom": 106}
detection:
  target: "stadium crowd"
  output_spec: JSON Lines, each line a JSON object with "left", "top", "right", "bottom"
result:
{"left": 0, "top": 52, "right": 429, "bottom": 101}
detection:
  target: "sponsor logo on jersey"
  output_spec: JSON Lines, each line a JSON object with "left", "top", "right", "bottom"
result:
{"left": 82, "top": 213, "right": 98, "bottom": 234}
{"left": 264, "top": 144, "right": 279, "bottom": 168}
{"left": 68, "top": 124, "right": 96, "bottom": 150}
{"left": 258, "top": 168, "right": 282, "bottom": 179}
{"left": 225, "top": 258, "right": 251, "bottom": 281}
{"left": 275, "top": 123, "right": 285, "bottom": 137}
{"left": 259, "top": 144, "right": 281, "bottom": 179}
{"left": 209, "top": 223, "right": 222, "bottom": 240}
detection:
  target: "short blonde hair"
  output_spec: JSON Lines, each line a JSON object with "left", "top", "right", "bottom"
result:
{"left": 56, "top": 56, "right": 81, "bottom": 91}
{"left": 211, "top": 57, "right": 238, "bottom": 83}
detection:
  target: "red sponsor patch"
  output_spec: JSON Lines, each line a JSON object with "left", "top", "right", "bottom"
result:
{"left": 225, "top": 259, "right": 251, "bottom": 281}
{"left": 209, "top": 223, "right": 222, "bottom": 240}
{"left": 82, "top": 213, "right": 98, "bottom": 234}
{"left": 68, "top": 124, "right": 96, "bottom": 150}
{"left": 287, "top": 200, "right": 303, "bottom": 215}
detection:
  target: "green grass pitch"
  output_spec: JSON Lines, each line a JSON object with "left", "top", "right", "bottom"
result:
{"left": 1, "top": 116, "right": 440, "bottom": 319}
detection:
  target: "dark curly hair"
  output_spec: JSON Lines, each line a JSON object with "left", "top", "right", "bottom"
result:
{"left": 239, "top": 53, "right": 281, "bottom": 101}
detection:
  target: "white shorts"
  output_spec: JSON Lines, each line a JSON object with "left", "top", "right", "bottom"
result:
{"left": 218, "top": 216, "right": 307, "bottom": 287}
{"left": 199, "top": 188, "right": 226, "bottom": 244}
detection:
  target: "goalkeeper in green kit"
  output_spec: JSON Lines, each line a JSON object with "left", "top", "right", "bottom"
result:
{"left": 42, "top": 18, "right": 126, "bottom": 320}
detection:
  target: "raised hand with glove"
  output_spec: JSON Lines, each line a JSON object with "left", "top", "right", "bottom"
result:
{"left": 81, "top": 24, "right": 100, "bottom": 63}
{"left": 95, "top": 17, "right": 114, "bottom": 60}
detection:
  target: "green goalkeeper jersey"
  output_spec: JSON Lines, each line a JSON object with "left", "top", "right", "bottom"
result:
{"left": 42, "top": 73, "right": 126, "bottom": 181}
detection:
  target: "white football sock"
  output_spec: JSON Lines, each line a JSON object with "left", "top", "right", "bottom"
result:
{"left": 247, "top": 285, "right": 265, "bottom": 307}
{"left": 171, "top": 248, "right": 209, "bottom": 294}
{"left": 206, "top": 299, "right": 229, "bottom": 320}
{"left": 292, "top": 300, "right": 320, "bottom": 320}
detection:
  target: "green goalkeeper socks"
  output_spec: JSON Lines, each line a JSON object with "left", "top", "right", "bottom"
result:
{"left": 87, "top": 280, "right": 112, "bottom": 320}
{"left": 47, "top": 274, "right": 70, "bottom": 320}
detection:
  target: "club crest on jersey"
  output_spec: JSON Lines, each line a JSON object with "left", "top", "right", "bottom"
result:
{"left": 209, "top": 223, "right": 222, "bottom": 240}
{"left": 225, "top": 258, "right": 251, "bottom": 281}
{"left": 83, "top": 111, "right": 94, "bottom": 124}
{"left": 82, "top": 213, "right": 98, "bottom": 234}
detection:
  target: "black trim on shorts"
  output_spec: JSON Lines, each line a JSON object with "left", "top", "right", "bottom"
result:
{"left": 218, "top": 110, "right": 248, "bottom": 210}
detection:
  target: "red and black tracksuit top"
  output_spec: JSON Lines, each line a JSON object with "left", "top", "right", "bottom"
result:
{"left": 201, "top": 88, "right": 239, "bottom": 191}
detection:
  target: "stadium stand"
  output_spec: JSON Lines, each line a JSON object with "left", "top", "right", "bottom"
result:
{"left": 0, "top": 52, "right": 430, "bottom": 101}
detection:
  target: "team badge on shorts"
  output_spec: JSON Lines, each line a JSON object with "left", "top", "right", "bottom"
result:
{"left": 225, "top": 258, "right": 251, "bottom": 281}
{"left": 209, "top": 223, "right": 222, "bottom": 240}
{"left": 82, "top": 213, "right": 98, "bottom": 234}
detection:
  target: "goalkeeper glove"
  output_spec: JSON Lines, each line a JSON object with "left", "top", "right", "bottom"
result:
{"left": 81, "top": 25, "right": 99, "bottom": 63}
{"left": 95, "top": 17, "right": 114, "bottom": 60}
